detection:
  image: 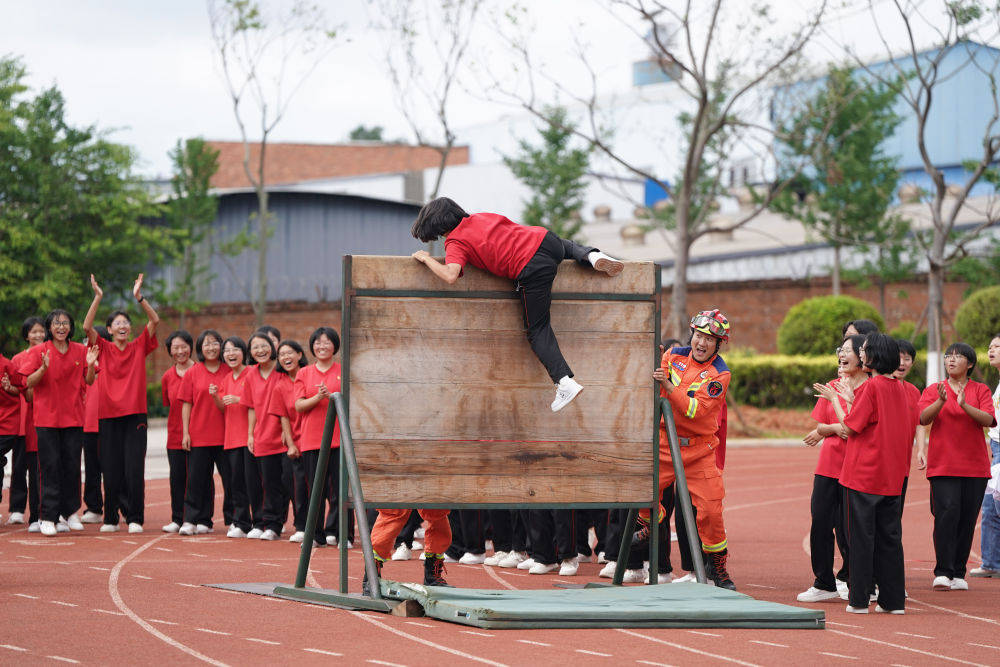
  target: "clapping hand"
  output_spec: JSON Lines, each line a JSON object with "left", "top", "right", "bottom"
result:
{"left": 813, "top": 382, "right": 837, "bottom": 402}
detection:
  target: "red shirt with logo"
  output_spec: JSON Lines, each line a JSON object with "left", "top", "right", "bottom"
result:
{"left": 919, "top": 380, "right": 996, "bottom": 478}
{"left": 810, "top": 377, "right": 866, "bottom": 479}
{"left": 244, "top": 365, "right": 285, "bottom": 457}
{"left": 221, "top": 367, "right": 251, "bottom": 450}
{"left": 296, "top": 362, "right": 342, "bottom": 451}
{"left": 12, "top": 349, "right": 38, "bottom": 451}
{"left": 269, "top": 374, "right": 305, "bottom": 446}
{"left": 0, "top": 355, "right": 23, "bottom": 435}
{"left": 18, "top": 341, "right": 89, "bottom": 428}
{"left": 444, "top": 213, "right": 547, "bottom": 279}
{"left": 160, "top": 365, "right": 188, "bottom": 451}
{"left": 96, "top": 328, "right": 157, "bottom": 419}
{"left": 178, "top": 362, "right": 226, "bottom": 447}
{"left": 841, "top": 375, "right": 917, "bottom": 496}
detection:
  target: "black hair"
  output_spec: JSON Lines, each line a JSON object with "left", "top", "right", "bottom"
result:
{"left": 661, "top": 338, "right": 682, "bottom": 352}
{"left": 411, "top": 197, "right": 469, "bottom": 242}
{"left": 685, "top": 330, "right": 721, "bottom": 355}
{"left": 93, "top": 325, "right": 112, "bottom": 342}
{"left": 21, "top": 317, "right": 44, "bottom": 341}
{"left": 843, "top": 334, "right": 866, "bottom": 360}
{"left": 257, "top": 325, "right": 281, "bottom": 342}
{"left": 862, "top": 332, "right": 900, "bottom": 376}
{"left": 896, "top": 338, "right": 916, "bottom": 359}
{"left": 195, "top": 329, "right": 224, "bottom": 362}
{"left": 247, "top": 332, "right": 277, "bottom": 364}
{"left": 105, "top": 310, "right": 132, "bottom": 329}
{"left": 945, "top": 342, "right": 977, "bottom": 377}
{"left": 164, "top": 330, "right": 194, "bottom": 354}
{"left": 222, "top": 336, "right": 249, "bottom": 366}
{"left": 44, "top": 309, "right": 75, "bottom": 340}
{"left": 842, "top": 318, "right": 879, "bottom": 338}
{"left": 276, "top": 339, "right": 308, "bottom": 373}
{"left": 308, "top": 326, "right": 341, "bottom": 356}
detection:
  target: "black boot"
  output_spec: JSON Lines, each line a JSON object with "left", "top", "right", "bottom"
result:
{"left": 423, "top": 554, "right": 453, "bottom": 587}
{"left": 704, "top": 549, "right": 736, "bottom": 590}
{"left": 362, "top": 558, "right": 384, "bottom": 597}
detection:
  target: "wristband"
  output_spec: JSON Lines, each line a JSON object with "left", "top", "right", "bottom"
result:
{"left": 137, "top": 296, "right": 144, "bottom": 303}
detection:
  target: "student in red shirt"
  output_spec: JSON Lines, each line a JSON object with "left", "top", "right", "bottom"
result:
{"left": 0, "top": 353, "right": 24, "bottom": 520}
{"left": 178, "top": 330, "right": 229, "bottom": 536}
{"left": 917, "top": 342, "right": 996, "bottom": 592}
{"left": 213, "top": 336, "right": 258, "bottom": 538}
{"left": 20, "top": 310, "right": 98, "bottom": 537}
{"left": 410, "top": 197, "right": 623, "bottom": 412}
{"left": 798, "top": 334, "right": 867, "bottom": 603}
{"left": 82, "top": 274, "right": 159, "bottom": 534}
{"left": 271, "top": 340, "right": 313, "bottom": 544}
{"left": 80, "top": 325, "right": 111, "bottom": 525}
{"left": 245, "top": 332, "right": 288, "bottom": 541}
{"left": 8, "top": 317, "right": 46, "bottom": 529}
{"left": 160, "top": 330, "right": 195, "bottom": 533}
{"left": 294, "top": 326, "right": 354, "bottom": 547}
{"left": 893, "top": 338, "right": 924, "bottom": 511}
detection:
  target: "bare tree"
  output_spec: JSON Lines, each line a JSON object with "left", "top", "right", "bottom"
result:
{"left": 844, "top": 0, "right": 1000, "bottom": 382}
{"left": 492, "top": 0, "right": 831, "bottom": 338}
{"left": 207, "top": 0, "right": 339, "bottom": 327}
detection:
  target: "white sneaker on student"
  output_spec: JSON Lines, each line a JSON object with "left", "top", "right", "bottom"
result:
{"left": 672, "top": 572, "right": 697, "bottom": 583}
{"left": 836, "top": 579, "right": 849, "bottom": 600}
{"left": 598, "top": 561, "right": 617, "bottom": 578}
{"left": 517, "top": 557, "right": 538, "bottom": 570}
{"left": 443, "top": 552, "right": 459, "bottom": 563}
{"left": 658, "top": 572, "right": 674, "bottom": 584}
{"left": 622, "top": 567, "right": 648, "bottom": 583}
{"left": 246, "top": 528, "right": 264, "bottom": 539}
{"left": 100, "top": 523, "right": 120, "bottom": 533}
{"left": 528, "top": 561, "right": 558, "bottom": 575}
{"left": 484, "top": 551, "right": 508, "bottom": 567}
{"left": 56, "top": 517, "right": 70, "bottom": 532}
{"left": 950, "top": 578, "right": 969, "bottom": 591}
{"left": 413, "top": 527, "right": 425, "bottom": 539}
{"left": 288, "top": 531, "right": 305, "bottom": 543}
{"left": 227, "top": 526, "right": 246, "bottom": 539}
{"left": 597, "top": 551, "right": 607, "bottom": 564}
{"left": 6, "top": 512, "right": 25, "bottom": 525}
{"left": 587, "top": 251, "right": 625, "bottom": 276}
{"left": 195, "top": 524, "right": 212, "bottom": 535}
{"left": 66, "top": 514, "right": 84, "bottom": 531}
{"left": 259, "top": 529, "right": 279, "bottom": 541}
{"left": 845, "top": 605, "right": 869, "bottom": 614}
{"left": 40, "top": 520, "right": 58, "bottom": 536}
{"left": 932, "top": 575, "right": 953, "bottom": 590}
{"left": 558, "top": 558, "right": 579, "bottom": 576}
{"left": 551, "top": 376, "right": 584, "bottom": 412}
{"left": 392, "top": 544, "right": 413, "bottom": 561}
{"left": 27, "top": 521, "right": 41, "bottom": 533}
{"left": 411, "top": 540, "right": 423, "bottom": 551}
{"left": 128, "top": 523, "right": 143, "bottom": 534}
{"left": 498, "top": 551, "right": 528, "bottom": 568}
{"left": 80, "top": 510, "right": 103, "bottom": 524}
{"left": 177, "top": 522, "right": 196, "bottom": 536}
{"left": 874, "top": 605, "right": 905, "bottom": 614}
{"left": 797, "top": 586, "right": 840, "bottom": 603}
{"left": 459, "top": 552, "right": 486, "bottom": 565}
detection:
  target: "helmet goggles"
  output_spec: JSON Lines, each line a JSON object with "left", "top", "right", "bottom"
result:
{"left": 690, "top": 309, "right": 730, "bottom": 342}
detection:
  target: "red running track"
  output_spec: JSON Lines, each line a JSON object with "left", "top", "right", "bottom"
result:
{"left": 1, "top": 447, "right": 999, "bottom": 666}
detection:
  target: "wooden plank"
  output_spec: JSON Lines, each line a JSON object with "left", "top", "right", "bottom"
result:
{"left": 349, "top": 383, "right": 652, "bottom": 443}
{"left": 349, "top": 330, "right": 654, "bottom": 386}
{"left": 350, "top": 297, "right": 655, "bottom": 333}
{"left": 349, "top": 255, "right": 655, "bottom": 295}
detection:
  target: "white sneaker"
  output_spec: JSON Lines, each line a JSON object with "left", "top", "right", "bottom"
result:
{"left": 443, "top": 553, "right": 459, "bottom": 563}
{"left": 528, "top": 561, "right": 558, "bottom": 575}
{"left": 551, "top": 376, "right": 584, "bottom": 412}
{"left": 836, "top": 579, "right": 849, "bottom": 600}
{"left": 99, "top": 523, "right": 120, "bottom": 533}
{"left": 56, "top": 517, "right": 70, "bottom": 533}
{"left": 517, "top": 557, "right": 538, "bottom": 570}
{"left": 7, "top": 511, "right": 25, "bottom": 525}
{"left": 672, "top": 572, "right": 697, "bottom": 583}
{"left": 246, "top": 528, "right": 264, "bottom": 539}
{"left": 498, "top": 551, "right": 528, "bottom": 568}
{"left": 874, "top": 605, "right": 905, "bottom": 614}
{"left": 128, "top": 523, "right": 143, "bottom": 534}
{"left": 558, "top": 558, "right": 579, "bottom": 576}
{"left": 797, "top": 586, "right": 841, "bottom": 603}
{"left": 66, "top": 514, "right": 84, "bottom": 531}
{"left": 419, "top": 552, "right": 426, "bottom": 560}
{"left": 325, "top": 535, "right": 337, "bottom": 546}
{"left": 658, "top": 572, "right": 674, "bottom": 584}
{"left": 27, "top": 521, "right": 40, "bottom": 533}
{"left": 484, "top": 550, "right": 508, "bottom": 567}
{"left": 970, "top": 566, "right": 1000, "bottom": 577}
{"left": 288, "top": 531, "right": 305, "bottom": 543}
{"left": 587, "top": 251, "right": 625, "bottom": 276}
{"left": 227, "top": 526, "right": 246, "bottom": 538}
{"left": 259, "top": 529, "right": 279, "bottom": 541}
{"left": 845, "top": 605, "right": 869, "bottom": 614}
{"left": 177, "top": 522, "right": 196, "bottom": 536}
{"left": 622, "top": 567, "right": 648, "bottom": 583}
{"left": 80, "top": 510, "right": 102, "bottom": 524}
{"left": 413, "top": 527, "right": 425, "bottom": 539}
{"left": 597, "top": 551, "right": 607, "bottom": 564}
{"left": 392, "top": 544, "right": 413, "bottom": 561}
{"left": 162, "top": 522, "right": 180, "bottom": 533}
{"left": 459, "top": 552, "right": 486, "bottom": 565}
{"left": 599, "top": 561, "right": 617, "bottom": 578}
{"left": 195, "top": 524, "right": 212, "bottom": 535}
{"left": 950, "top": 578, "right": 969, "bottom": 591}
{"left": 932, "top": 575, "right": 953, "bottom": 590}
{"left": 40, "top": 520, "right": 58, "bottom": 536}
{"left": 344, "top": 540, "right": 353, "bottom": 549}
{"left": 411, "top": 540, "right": 423, "bottom": 551}
{"left": 577, "top": 552, "right": 591, "bottom": 563}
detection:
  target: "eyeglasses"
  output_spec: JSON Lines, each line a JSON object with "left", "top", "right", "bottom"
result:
{"left": 944, "top": 354, "right": 965, "bottom": 360}
{"left": 51, "top": 320, "right": 71, "bottom": 328}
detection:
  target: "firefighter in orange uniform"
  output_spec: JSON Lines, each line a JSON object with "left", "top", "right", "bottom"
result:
{"left": 635, "top": 309, "right": 735, "bottom": 589}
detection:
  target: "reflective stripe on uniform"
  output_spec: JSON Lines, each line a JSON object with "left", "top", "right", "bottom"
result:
{"left": 702, "top": 538, "right": 728, "bottom": 553}
{"left": 685, "top": 397, "right": 698, "bottom": 419}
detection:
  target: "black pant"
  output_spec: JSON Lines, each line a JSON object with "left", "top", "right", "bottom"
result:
{"left": 930, "top": 476, "right": 989, "bottom": 579}
{"left": 282, "top": 455, "right": 308, "bottom": 531}
{"left": 515, "top": 231, "right": 596, "bottom": 383}
{"left": 446, "top": 510, "right": 486, "bottom": 559}
{"left": 99, "top": 414, "right": 147, "bottom": 526}
{"left": 488, "top": 509, "right": 528, "bottom": 553}
{"left": 300, "top": 449, "right": 329, "bottom": 544}
{"left": 258, "top": 453, "right": 287, "bottom": 533}
{"left": 810, "top": 474, "right": 849, "bottom": 591}
{"left": 242, "top": 448, "right": 265, "bottom": 530}
{"left": 575, "top": 509, "right": 605, "bottom": 557}
{"left": 624, "top": 485, "right": 676, "bottom": 571}
{"left": 167, "top": 449, "right": 187, "bottom": 525}
{"left": 7, "top": 435, "right": 28, "bottom": 513}
{"left": 226, "top": 447, "right": 253, "bottom": 532}
{"left": 323, "top": 450, "right": 354, "bottom": 541}
{"left": 527, "top": 508, "right": 576, "bottom": 565}
{"left": 846, "top": 489, "right": 905, "bottom": 610}
{"left": 395, "top": 510, "right": 422, "bottom": 548}
{"left": 35, "top": 426, "right": 83, "bottom": 522}
{"left": 184, "top": 445, "right": 230, "bottom": 527}
{"left": 82, "top": 432, "right": 103, "bottom": 514}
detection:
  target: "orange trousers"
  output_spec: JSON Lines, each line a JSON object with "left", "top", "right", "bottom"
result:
{"left": 639, "top": 438, "right": 728, "bottom": 552}
{"left": 370, "top": 508, "right": 451, "bottom": 560}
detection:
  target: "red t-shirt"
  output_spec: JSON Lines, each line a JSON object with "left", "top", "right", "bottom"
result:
{"left": 297, "top": 363, "right": 342, "bottom": 451}
{"left": 919, "top": 380, "right": 996, "bottom": 478}
{"left": 841, "top": 375, "right": 917, "bottom": 496}
{"left": 243, "top": 365, "right": 285, "bottom": 457}
{"left": 84, "top": 375, "right": 100, "bottom": 434}
{"left": 221, "top": 367, "right": 251, "bottom": 450}
{"left": 18, "top": 341, "right": 89, "bottom": 428}
{"left": 178, "top": 362, "right": 226, "bottom": 447}
{"left": 901, "top": 380, "right": 921, "bottom": 470}
{"left": 0, "top": 355, "right": 23, "bottom": 435}
{"left": 809, "top": 377, "right": 863, "bottom": 479}
{"left": 160, "top": 365, "right": 189, "bottom": 451}
{"left": 12, "top": 349, "right": 37, "bottom": 452}
{"left": 96, "top": 328, "right": 157, "bottom": 419}
{"left": 269, "top": 374, "right": 305, "bottom": 445}
{"left": 444, "top": 213, "right": 547, "bottom": 280}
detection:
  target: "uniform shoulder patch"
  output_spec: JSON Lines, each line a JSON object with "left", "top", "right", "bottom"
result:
{"left": 671, "top": 360, "right": 687, "bottom": 371}
{"left": 707, "top": 380, "right": 725, "bottom": 397}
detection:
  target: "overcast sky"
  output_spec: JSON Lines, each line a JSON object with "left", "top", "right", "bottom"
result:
{"left": 2, "top": 0, "right": 953, "bottom": 178}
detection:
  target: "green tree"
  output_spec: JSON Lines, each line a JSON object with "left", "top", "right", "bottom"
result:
{"left": 772, "top": 65, "right": 904, "bottom": 295}
{"left": 949, "top": 241, "right": 1000, "bottom": 295}
{"left": 502, "top": 106, "right": 591, "bottom": 240}
{"left": 0, "top": 56, "right": 172, "bottom": 355}
{"left": 349, "top": 125, "right": 384, "bottom": 141}
{"left": 841, "top": 215, "right": 919, "bottom": 321}
{"left": 164, "top": 137, "right": 220, "bottom": 330}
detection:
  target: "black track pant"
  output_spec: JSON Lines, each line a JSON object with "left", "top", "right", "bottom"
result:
{"left": 258, "top": 453, "right": 287, "bottom": 534}
{"left": 99, "top": 414, "right": 147, "bottom": 526}
{"left": 488, "top": 509, "right": 529, "bottom": 553}
{"left": 167, "top": 449, "right": 187, "bottom": 525}
{"left": 446, "top": 509, "right": 486, "bottom": 559}
{"left": 395, "top": 511, "right": 422, "bottom": 548}
{"left": 299, "top": 449, "right": 328, "bottom": 544}
{"left": 845, "top": 489, "right": 904, "bottom": 610}
{"left": 7, "top": 435, "right": 28, "bottom": 514}
{"left": 515, "top": 231, "right": 596, "bottom": 383}
{"left": 930, "top": 476, "right": 989, "bottom": 579}
{"left": 527, "top": 508, "right": 576, "bottom": 565}
{"left": 283, "top": 455, "right": 308, "bottom": 531}
{"left": 624, "top": 484, "right": 678, "bottom": 571}
{"left": 225, "top": 447, "right": 253, "bottom": 532}
{"left": 810, "top": 474, "right": 849, "bottom": 591}
{"left": 82, "top": 432, "right": 103, "bottom": 514}
{"left": 242, "top": 448, "right": 265, "bottom": 530}
{"left": 35, "top": 427, "right": 83, "bottom": 522}
{"left": 323, "top": 450, "right": 354, "bottom": 541}
{"left": 184, "top": 445, "right": 230, "bottom": 528}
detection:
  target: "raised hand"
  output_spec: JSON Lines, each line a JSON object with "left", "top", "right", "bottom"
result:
{"left": 90, "top": 274, "right": 103, "bottom": 298}
{"left": 813, "top": 382, "right": 837, "bottom": 402}
{"left": 86, "top": 345, "right": 99, "bottom": 366}
{"left": 133, "top": 273, "right": 145, "bottom": 301}
{"left": 40, "top": 351, "right": 50, "bottom": 370}
{"left": 936, "top": 382, "right": 947, "bottom": 402}
{"left": 836, "top": 382, "right": 855, "bottom": 406}
{"left": 955, "top": 383, "right": 967, "bottom": 408}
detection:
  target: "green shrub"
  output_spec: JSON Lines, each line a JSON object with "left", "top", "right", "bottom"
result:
{"left": 954, "top": 286, "right": 1000, "bottom": 349}
{"left": 888, "top": 320, "right": 927, "bottom": 350}
{"left": 146, "top": 382, "right": 168, "bottom": 418}
{"left": 776, "top": 295, "right": 884, "bottom": 356}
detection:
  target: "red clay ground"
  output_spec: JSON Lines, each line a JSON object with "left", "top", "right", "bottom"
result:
{"left": 2, "top": 446, "right": 999, "bottom": 666}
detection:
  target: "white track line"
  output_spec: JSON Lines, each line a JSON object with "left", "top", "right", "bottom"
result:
{"left": 46, "top": 656, "right": 79, "bottom": 664}
{"left": 895, "top": 632, "right": 933, "bottom": 639}
{"left": 483, "top": 565, "right": 518, "bottom": 590}
{"left": 244, "top": 638, "right": 280, "bottom": 645}
{"left": 687, "top": 630, "right": 722, "bottom": 637}
{"left": 637, "top": 661, "right": 676, "bottom": 667}
{"left": 195, "top": 628, "right": 231, "bottom": 636}
{"left": 148, "top": 619, "right": 178, "bottom": 626}
{"left": 749, "top": 640, "right": 788, "bottom": 648}
{"left": 367, "top": 660, "right": 405, "bottom": 667}
{"left": 0, "top": 644, "right": 27, "bottom": 652}
{"left": 576, "top": 649, "right": 612, "bottom": 656}
{"left": 13, "top": 593, "right": 38, "bottom": 599}
{"left": 108, "top": 534, "right": 228, "bottom": 666}
{"left": 303, "top": 648, "right": 342, "bottom": 657}
{"left": 461, "top": 631, "right": 494, "bottom": 637}
{"left": 819, "top": 652, "right": 857, "bottom": 660}
{"left": 92, "top": 609, "right": 124, "bottom": 616}
{"left": 617, "top": 629, "right": 760, "bottom": 666}
{"left": 968, "top": 643, "right": 1000, "bottom": 650}
{"left": 827, "top": 629, "right": 988, "bottom": 666}
{"left": 516, "top": 640, "right": 550, "bottom": 646}
{"left": 906, "top": 596, "right": 1000, "bottom": 626}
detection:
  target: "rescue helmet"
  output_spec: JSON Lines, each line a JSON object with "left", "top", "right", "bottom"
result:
{"left": 690, "top": 309, "right": 730, "bottom": 342}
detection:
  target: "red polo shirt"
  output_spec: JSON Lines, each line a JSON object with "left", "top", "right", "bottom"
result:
{"left": 296, "top": 362, "right": 342, "bottom": 451}
{"left": 841, "top": 375, "right": 917, "bottom": 496}
{"left": 919, "top": 380, "right": 995, "bottom": 478}
{"left": 0, "top": 355, "right": 23, "bottom": 435}
{"left": 243, "top": 365, "right": 285, "bottom": 457}
{"left": 809, "top": 377, "right": 865, "bottom": 479}
{"left": 12, "top": 349, "right": 37, "bottom": 451}
{"left": 96, "top": 328, "right": 157, "bottom": 419}
{"left": 444, "top": 213, "right": 547, "bottom": 279}
{"left": 269, "top": 374, "right": 305, "bottom": 446}
{"left": 221, "top": 367, "right": 250, "bottom": 450}
{"left": 18, "top": 341, "right": 89, "bottom": 428}
{"left": 160, "top": 365, "right": 188, "bottom": 451}
{"left": 178, "top": 362, "right": 226, "bottom": 447}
